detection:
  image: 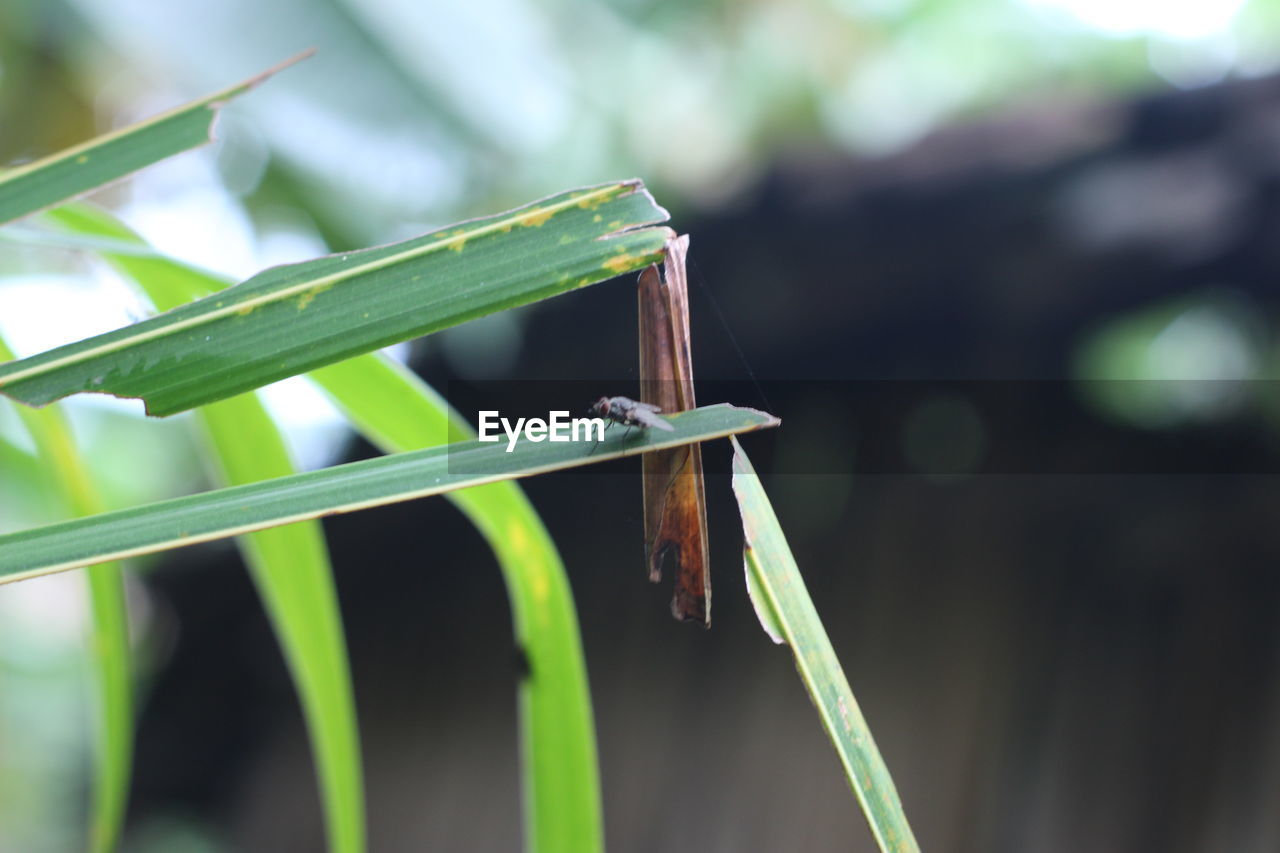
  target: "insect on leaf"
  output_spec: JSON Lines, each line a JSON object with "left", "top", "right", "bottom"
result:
{"left": 638, "top": 234, "right": 712, "bottom": 625}
{"left": 0, "top": 405, "right": 777, "bottom": 582}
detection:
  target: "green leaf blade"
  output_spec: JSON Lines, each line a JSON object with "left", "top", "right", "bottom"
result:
{"left": 49, "top": 200, "right": 366, "bottom": 853}
{"left": 0, "top": 405, "right": 777, "bottom": 583}
{"left": 39, "top": 202, "right": 592, "bottom": 850}
{"left": 0, "top": 181, "right": 672, "bottom": 415}
{"left": 0, "top": 52, "right": 309, "bottom": 226}
{"left": 730, "top": 437, "right": 920, "bottom": 853}
{"left": 0, "top": 336, "right": 133, "bottom": 853}
{"left": 197, "top": 397, "right": 365, "bottom": 853}
{"left": 82, "top": 562, "right": 132, "bottom": 853}
{"left": 309, "top": 354, "right": 602, "bottom": 852}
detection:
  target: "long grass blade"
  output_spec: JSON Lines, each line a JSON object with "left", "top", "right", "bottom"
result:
{"left": 0, "top": 337, "right": 132, "bottom": 853}
{"left": 730, "top": 437, "right": 920, "bottom": 853}
{"left": 0, "top": 181, "right": 672, "bottom": 415}
{"left": 36, "top": 204, "right": 366, "bottom": 852}
{"left": 196, "top": 398, "right": 364, "bottom": 853}
{"left": 309, "top": 356, "right": 601, "bottom": 852}
{"left": 42, "top": 201, "right": 589, "bottom": 850}
{"left": 0, "top": 405, "right": 777, "bottom": 584}
{"left": 0, "top": 52, "right": 310, "bottom": 226}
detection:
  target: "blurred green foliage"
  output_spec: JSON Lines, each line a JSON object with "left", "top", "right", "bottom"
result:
{"left": 4, "top": 0, "right": 1278, "bottom": 246}
{"left": 3, "top": 0, "right": 1280, "bottom": 848}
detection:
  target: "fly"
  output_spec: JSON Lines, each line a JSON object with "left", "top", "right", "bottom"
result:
{"left": 588, "top": 396, "right": 675, "bottom": 434}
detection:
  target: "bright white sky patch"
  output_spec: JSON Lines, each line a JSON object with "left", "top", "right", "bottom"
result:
{"left": 1025, "top": 0, "right": 1246, "bottom": 41}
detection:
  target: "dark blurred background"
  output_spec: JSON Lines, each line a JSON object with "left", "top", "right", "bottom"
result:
{"left": 4, "top": 1, "right": 1280, "bottom": 851}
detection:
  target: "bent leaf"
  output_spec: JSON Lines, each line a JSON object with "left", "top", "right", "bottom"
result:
{"left": 730, "top": 437, "right": 919, "bottom": 853}
{"left": 196, "top": 398, "right": 364, "bottom": 853}
{"left": 309, "top": 356, "right": 601, "bottom": 852}
{"left": 40, "top": 201, "right": 588, "bottom": 851}
{"left": 0, "top": 180, "right": 672, "bottom": 416}
{"left": 0, "top": 405, "right": 777, "bottom": 583}
{"left": 0, "top": 337, "right": 132, "bottom": 853}
{"left": 69, "top": 207, "right": 367, "bottom": 853}
{"left": 0, "top": 51, "right": 311, "bottom": 225}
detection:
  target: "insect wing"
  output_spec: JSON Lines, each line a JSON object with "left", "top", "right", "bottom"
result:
{"left": 631, "top": 405, "right": 674, "bottom": 432}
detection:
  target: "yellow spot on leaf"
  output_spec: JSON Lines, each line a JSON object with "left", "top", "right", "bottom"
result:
{"left": 558, "top": 234, "right": 574, "bottom": 245}
{"left": 576, "top": 192, "right": 610, "bottom": 211}
{"left": 76, "top": 154, "right": 89, "bottom": 165}
{"left": 519, "top": 206, "right": 555, "bottom": 227}
{"left": 508, "top": 520, "right": 530, "bottom": 556}
{"left": 449, "top": 228, "right": 468, "bottom": 253}
{"left": 603, "top": 252, "right": 637, "bottom": 275}
{"left": 592, "top": 214, "right": 603, "bottom": 223}
{"left": 532, "top": 569, "right": 550, "bottom": 602}
{"left": 608, "top": 220, "right": 622, "bottom": 230}
{"left": 295, "top": 280, "right": 336, "bottom": 311}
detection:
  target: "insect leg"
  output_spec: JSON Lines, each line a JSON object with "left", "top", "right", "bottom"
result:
{"left": 587, "top": 418, "right": 613, "bottom": 456}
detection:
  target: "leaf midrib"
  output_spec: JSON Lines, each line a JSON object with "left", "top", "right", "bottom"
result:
{"left": 0, "top": 182, "right": 634, "bottom": 387}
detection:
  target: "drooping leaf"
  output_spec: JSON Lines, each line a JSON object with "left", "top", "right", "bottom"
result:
{"left": 194, "top": 397, "right": 364, "bottom": 853}
{"left": 730, "top": 437, "right": 920, "bottom": 853}
{"left": 0, "top": 336, "right": 132, "bottom": 853}
{"left": 309, "top": 356, "right": 602, "bottom": 852}
{"left": 0, "top": 51, "right": 311, "bottom": 226}
{"left": 0, "top": 180, "right": 672, "bottom": 415}
{"left": 77, "top": 208, "right": 368, "bottom": 853}
{"left": 41, "top": 201, "right": 591, "bottom": 851}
